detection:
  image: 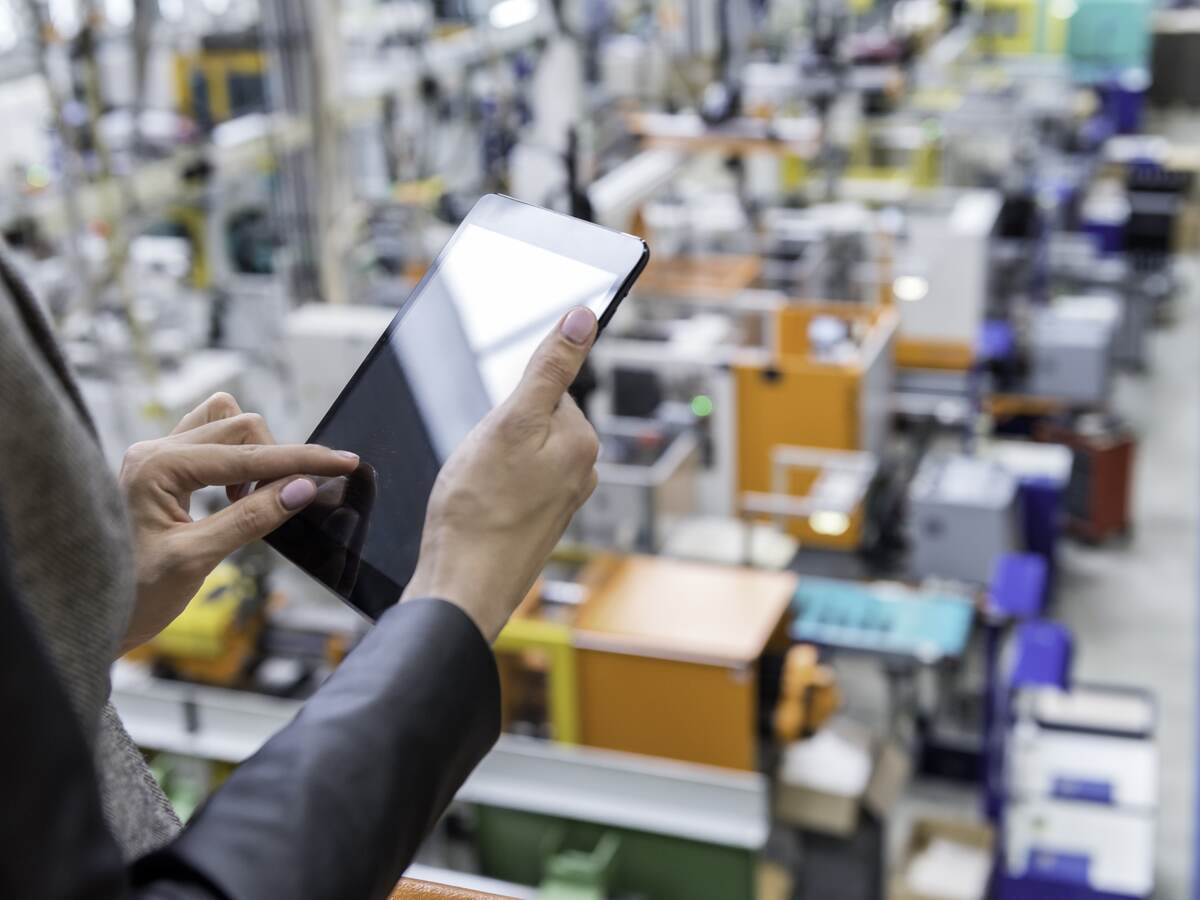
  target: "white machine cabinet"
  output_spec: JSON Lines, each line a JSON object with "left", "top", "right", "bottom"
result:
{"left": 283, "top": 304, "right": 399, "bottom": 443}
{"left": 1026, "top": 295, "right": 1121, "bottom": 407}
{"left": 899, "top": 189, "right": 1002, "bottom": 347}
{"left": 1003, "top": 799, "right": 1155, "bottom": 899}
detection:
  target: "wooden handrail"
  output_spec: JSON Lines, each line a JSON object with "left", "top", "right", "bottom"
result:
{"left": 391, "top": 878, "right": 515, "bottom": 899}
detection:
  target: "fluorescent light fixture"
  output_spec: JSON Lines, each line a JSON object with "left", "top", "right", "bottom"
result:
{"left": 204, "top": 0, "right": 231, "bottom": 15}
{"left": 893, "top": 275, "right": 929, "bottom": 302}
{"left": 105, "top": 0, "right": 134, "bottom": 27}
{"left": 49, "top": 0, "right": 80, "bottom": 37}
{"left": 1050, "top": 0, "right": 1078, "bottom": 19}
{"left": 158, "top": 0, "right": 184, "bottom": 22}
{"left": 0, "top": 5, "right": 18, "bottom": 51}
{"left": 489, "top": 0, "right": 539, "bottom": 29}
{"left": 809, "top": 511, "right": 850, "bottom": 536}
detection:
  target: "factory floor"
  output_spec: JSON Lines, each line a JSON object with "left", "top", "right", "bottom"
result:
{"left": 1058, "top": 251, "right": 1199, "bottom": 899}
{"left": 883, "top": 254, "right": 1199, "bottom": 898}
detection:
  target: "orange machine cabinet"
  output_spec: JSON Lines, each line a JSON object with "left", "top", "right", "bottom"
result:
{"left": 635, "top": 254, "right": 762, "bottom": 302}
{"left": 573, "top": 556, "right": 795, "bottom": 771}
{"left": 735, "top": 304, "right": 895, "bottom": 547}
{"left": 894, "top": 336, "right": 975, "bottom": 371}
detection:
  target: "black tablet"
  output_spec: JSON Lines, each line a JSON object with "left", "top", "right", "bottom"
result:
{"left": 265, "top": 194, "right": 648, "bottom": 619}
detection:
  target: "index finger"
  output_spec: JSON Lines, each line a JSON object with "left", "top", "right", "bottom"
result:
{"left": 170, "top": 392, "right": 242, "bottom": 436}
{"left": 161, "top": 443, "right": 360, "bottom": 491}
{"left": 510, "top": 308, "right": 597, "bottom": 416}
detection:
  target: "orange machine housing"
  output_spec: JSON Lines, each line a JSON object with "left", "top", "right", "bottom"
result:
{"left": 735, "top": 304, "right": 896, "bottom": 548}
{"left": 572, "top": 555, "right": 795, "bottom": 771}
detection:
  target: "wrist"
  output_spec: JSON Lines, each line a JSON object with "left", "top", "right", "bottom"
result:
{"left": 403, "top": 555, "right": 504, "bottom": 643}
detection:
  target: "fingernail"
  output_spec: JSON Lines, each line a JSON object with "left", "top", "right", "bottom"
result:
{"left": 280, "top": 478, "right": 317, "bottom": 511}
{"left": 335, "top": 450, "right": 359, "bottom": 462}
{"left": 561, "top": 307, "right": 596, "bottom": 345}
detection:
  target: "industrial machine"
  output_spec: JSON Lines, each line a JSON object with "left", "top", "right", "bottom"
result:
{"left": 569, "top": 419, "right": 701, "bottom": 553}
{"left": 736, "top": 304, "right": 896, "bottom": 548}
{"left": 27, "top": 1, "right": 1188, "bottom": 897}
{"left": 894, "top": 189, "right": 1003, "bottom": 370}
{"left": 1025, "top": 295, "right": 1121, "bottom": 407}
{"left": 126, "top": 563, "right": 263, "bottom": 687}
{"left": 494, "top": 554, "right": 806, "bottom": 771}
{"left": 909, "top": 454, "right": 1021, "bottom": 585}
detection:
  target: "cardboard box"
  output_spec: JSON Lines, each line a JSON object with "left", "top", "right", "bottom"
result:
{"left": 889, "top": 818, "right": 995, "bottom": 900}
{"left": 775, "top": 718, "right": 910, "bottom": 837}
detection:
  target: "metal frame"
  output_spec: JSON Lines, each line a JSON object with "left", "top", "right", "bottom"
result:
{"left": 741, "top": 445, "right": 878, "bottom": 525}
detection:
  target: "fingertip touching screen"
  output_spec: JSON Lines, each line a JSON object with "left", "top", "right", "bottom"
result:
{"left": 266, "top": 196, "right": 647, "bottom": 620}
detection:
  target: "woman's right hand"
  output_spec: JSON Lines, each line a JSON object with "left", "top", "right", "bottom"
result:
{"left": 401, "top": 307, "right": 601, "bottom": 641}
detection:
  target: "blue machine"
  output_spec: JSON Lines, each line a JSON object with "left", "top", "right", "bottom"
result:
{"left": 990, "top": 554, "right": 1050, "bottom": 621}
{"left": 982, "top": 568, "right": 1055, "bottom": 821}
{"left": 789, "top": 578, "right": 975, "bottom": 663}
{"left": 980, "top": 441, "right": 1073, "bottom": 576}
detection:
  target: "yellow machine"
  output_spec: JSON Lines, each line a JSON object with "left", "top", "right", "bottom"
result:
{"left": 773, "top": 644, "right": 840, "bottom": 743}
{"left": 844, "top": 120, "right": 943, "bottom": 191}
{"left": 174, "top": 36, "right": 267, "bottom": 127}
{"left": 972, "top": 0, "right": 1068, "bottom": 56}
{"left": 126, "top": 562, "right": 262, "bottom": 686}
{"left": 735, "top": 304, "right": 896, "bottom": 549}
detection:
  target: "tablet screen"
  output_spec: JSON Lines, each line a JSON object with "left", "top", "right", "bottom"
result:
{"left": 267, "top": 204, "right": 643, "bottom": 619}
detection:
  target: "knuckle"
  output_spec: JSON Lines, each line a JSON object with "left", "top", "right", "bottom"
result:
{"left": 581, "top": 428, "right": 601, "bottom": 463}
{"left": 497, "top": 406, "right": 540, "bottom": 442}
{"left": 207, "top": 392, "right": 240, "bottom": 418}
{"left": 236, "top": 412, "right": 268, "bottom": 441}
{"left": 535, "top": 353, "right": 577, "bottom": 391}
{"left": 233, "top": 498, "right": 271, "bottom": 538}
{"left": 237, "top": 443, "right": 266, "bottom": 465}
{"left": 123, "top": 440, "right": 154, "bottom": 465}
{"left": 565, "top": 422, "right": 600, "bottom": 464}
{"left": 120, "top": 440, "right": 158, "bottom": 481}
{"left": 577, "top": 468, "right": 599, "bottom": 505}
{"left": 161, "top": 535, "right": 207, "bottom": 581}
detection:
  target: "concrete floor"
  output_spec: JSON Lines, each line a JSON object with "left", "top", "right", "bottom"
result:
{"left": 893, "top": 261, "right": 1199, "bottom": 899}
{"left": 881, "top": 224, "right": 1199, "bottom": 897}
{"left": 1055, "top": 257, "right": 1198, "bottom": 899}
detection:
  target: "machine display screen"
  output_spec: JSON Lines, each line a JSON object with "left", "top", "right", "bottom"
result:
{"left": 265, "top": 195, "right": 647, "bottom": 620}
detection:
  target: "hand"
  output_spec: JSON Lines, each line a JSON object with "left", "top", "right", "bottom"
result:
{"left": 402, "top": 308, "right": 601, "bottom": 640}
{"left": 117, "top": 393, "right": 360, "bottom": 655}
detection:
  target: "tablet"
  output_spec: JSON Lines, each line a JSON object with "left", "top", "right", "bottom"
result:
{"left": 265, "top": 195, "right": 648, "bottom": 619}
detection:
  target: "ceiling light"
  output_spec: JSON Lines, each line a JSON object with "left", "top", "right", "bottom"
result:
{"left": 893, "top": 275, "right": 929, "bottom": 302}
{"left": 489, "top": 0, "right": 539, "bottom": 29}
{"left": 809, "top": 511, "right": 850, "bottom": 537}
{"left": 158, "top": 0, "right": 184, "bottom": 22}
{"left": 1050, "top": 0, "right": 1078, "bottom": 19}
{"left": 105, "top": 0, "right": 133, "bottom": 27}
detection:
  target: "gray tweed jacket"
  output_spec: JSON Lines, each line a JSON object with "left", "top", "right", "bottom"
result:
{"left": 0, "top": 242, "right": 500, "bottom": 898}
{"left": 0, "top": 247, "right": 182, "bottom": 857}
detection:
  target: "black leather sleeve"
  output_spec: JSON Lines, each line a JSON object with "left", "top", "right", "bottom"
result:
{"left": 0, "top": 516, "right": 501, "bottom": 900}
{"left": 141, "top": 598, "right": 501, "bottom": 900}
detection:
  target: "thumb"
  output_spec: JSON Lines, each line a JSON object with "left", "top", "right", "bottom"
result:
{"left": 511, "top": 307, "right": 597, "bottom": 414}
{"left": 190, "top": 477, "right": 317, "bottom": 564}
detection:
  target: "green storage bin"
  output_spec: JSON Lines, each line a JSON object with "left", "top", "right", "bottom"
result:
{"left": 474, "top": 805, "right": 758, "bottom": 900}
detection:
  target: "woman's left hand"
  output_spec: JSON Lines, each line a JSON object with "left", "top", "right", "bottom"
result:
{"left": 116, "top": 392, "right": 359, "bottom": 656}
